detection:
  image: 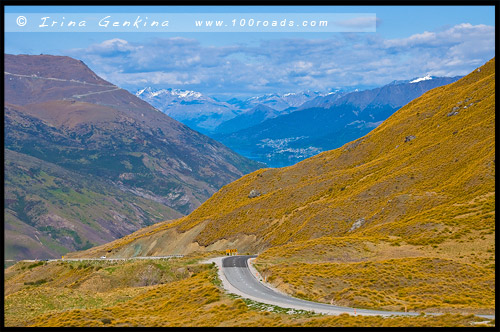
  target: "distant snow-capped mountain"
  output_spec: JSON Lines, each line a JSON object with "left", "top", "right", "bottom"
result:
{"left": 135, "top": 87, "right": 241, "bottom": 134}
{"left": 387, "top": 74, "right": 438, "bottom": 86}
{"left": 135, "top": 87, "right": 334, "bottom": 134}
{"left": 137, "top": 87, "right": 204, "bottom": 100}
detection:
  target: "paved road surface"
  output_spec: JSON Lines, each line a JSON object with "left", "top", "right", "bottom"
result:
{"left": 218, "top": 255, "right": 495, "bottom": 319}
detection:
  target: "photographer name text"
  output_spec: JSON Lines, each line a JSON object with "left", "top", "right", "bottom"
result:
{"left": 39, "top": 15, "right": 169, "bottom": 29}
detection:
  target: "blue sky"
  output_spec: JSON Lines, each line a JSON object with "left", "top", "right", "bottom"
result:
{"left": 4, "top": 5, "right": 496, "bottom": 99}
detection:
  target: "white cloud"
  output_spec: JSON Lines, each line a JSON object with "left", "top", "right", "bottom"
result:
{"left": 384, "top": 23, "right": 494, "bottom": 49}
{"left": 87, "top": 38, "right": 139, "bottom": 56}
{"left": 67, "top": 23, "right": 494, "bottom": 95}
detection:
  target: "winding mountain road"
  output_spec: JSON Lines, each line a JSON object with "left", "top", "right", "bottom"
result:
{"left": 209, "top": 255, "right": 495, "bottom": 319}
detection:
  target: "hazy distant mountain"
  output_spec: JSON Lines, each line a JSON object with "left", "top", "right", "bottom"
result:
{"left": 214, "top": 104, "right": 284, "bottom": 134}
{"left": 4, "top": 54, "right": 263, "bottom": 260}
{"left": 226, "top": 90, "right": 330, "bottom": 112}
{"left": 293, "top": 90, "right": 347, "bottom": 110}
{"left": 214, "top": 75, "right": 462, "bottom": 167}
{"left": 213, "top": 90, "right": 343, "bottom": 134}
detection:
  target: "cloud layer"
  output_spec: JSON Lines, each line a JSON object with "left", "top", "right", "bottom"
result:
{"left": 67, "top": 23, "right": 494, "bottom": 98}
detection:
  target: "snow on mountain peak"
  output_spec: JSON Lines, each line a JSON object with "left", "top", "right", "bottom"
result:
{"left": 136, "top": 87, "right": 204, "bottom": 100}
{"left": 410, "top": 74, "right": 433, "bottom": 84}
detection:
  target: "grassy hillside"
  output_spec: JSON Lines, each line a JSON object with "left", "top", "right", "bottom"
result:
{"left": 4, "top": 255, "right": 494, "bottom": 327}
{"left": 64, "top": 58, "right": 495, "bottom": 316}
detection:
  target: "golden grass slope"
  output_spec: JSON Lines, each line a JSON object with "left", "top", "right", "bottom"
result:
{"left": 71, "top": 58, "right": 494, "bottom": 260}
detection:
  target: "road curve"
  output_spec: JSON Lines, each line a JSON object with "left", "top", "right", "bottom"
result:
{"left": 212, "top": 255, "right": 494, "bottom": 319}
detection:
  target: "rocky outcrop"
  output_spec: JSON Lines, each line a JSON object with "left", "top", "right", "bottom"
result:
{"left": 248, "top": 190, "right": 262, "bottom": 198}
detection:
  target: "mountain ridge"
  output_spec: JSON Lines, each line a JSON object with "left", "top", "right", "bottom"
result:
{"left": 135, "top": 86, "right": 240, "bottom": 134}
{"left": 69, "top": 56, "right": 494, "bottom": 269}
{"left": 134, "top": 87, "right": 329, "bottom": 134}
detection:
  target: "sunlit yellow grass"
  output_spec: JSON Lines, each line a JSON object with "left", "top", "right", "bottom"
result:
{"left": 255, "top": 257, "right": 494, "bottom": 314}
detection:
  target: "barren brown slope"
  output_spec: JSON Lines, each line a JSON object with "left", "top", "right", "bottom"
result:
{"left": 4, "top": 53, "right": 263, "bottom": 260}
{"left": 67, "top": 58, "right": 494, "bottom": 261}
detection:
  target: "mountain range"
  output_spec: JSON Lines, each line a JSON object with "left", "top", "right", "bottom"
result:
{"left": 4, "top": 54, "right": 263, "bottom": 260}
{"left": 136, "top": 76, "right": 462, "bottom": 168}
{"left": 213, "top": 75, "right": 463, "bottom": 167}
{"left": 225, "top": 90, "right": 333, "bottom": 112}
